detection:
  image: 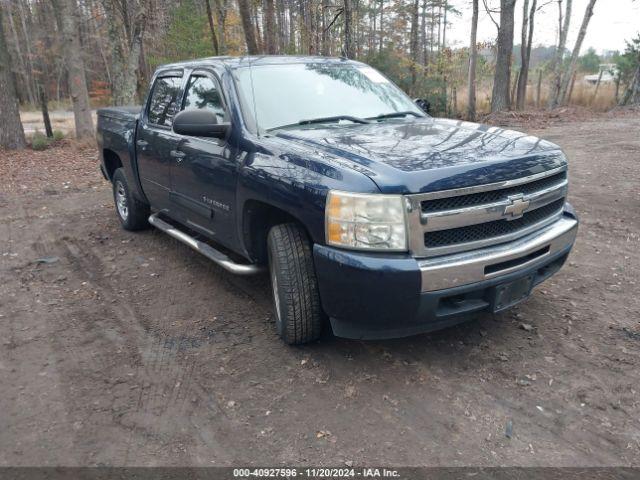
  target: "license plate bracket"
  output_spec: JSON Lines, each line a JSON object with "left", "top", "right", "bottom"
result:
{"left": 491, "top": 275, "right": 534, "bottom": 313}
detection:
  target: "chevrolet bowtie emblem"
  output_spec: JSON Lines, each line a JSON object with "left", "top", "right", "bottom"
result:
{"left": 503, "top": 195, "right": 530, "bottom": 220}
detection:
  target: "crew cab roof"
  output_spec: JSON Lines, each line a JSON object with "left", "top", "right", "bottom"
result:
{"left": 157, "top": 55, "right": 364, "bottom": 72}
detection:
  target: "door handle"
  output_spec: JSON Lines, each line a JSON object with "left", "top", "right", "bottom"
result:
{"left": 136, "top": 139, "right": 148, "bottom": 148}
{"left": 170, "top": 150, "right": 186, "bottom": 162}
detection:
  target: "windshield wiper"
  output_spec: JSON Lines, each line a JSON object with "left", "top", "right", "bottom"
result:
{"left": 369, "top": 111, "right": 423, "bottom": 121}
{"left": 268, "top": 115, "right": 370, "bottom": 132}
{"left": 299, "top": 115, "right": 370, "bottom": 126}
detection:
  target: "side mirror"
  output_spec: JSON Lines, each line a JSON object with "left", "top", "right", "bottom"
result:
{"left": 414, "top": 98, "right": 431, "bottom": 114}
{"left": 173, "top": 109, "right": 229, "bottom": 139}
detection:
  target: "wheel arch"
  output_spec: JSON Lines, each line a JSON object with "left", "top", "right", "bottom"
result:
{"left": 242, "top": 200, "right": 313, "bottom": 264}
{"left": 103, "top": 149, "right": 123, "bottom": 181}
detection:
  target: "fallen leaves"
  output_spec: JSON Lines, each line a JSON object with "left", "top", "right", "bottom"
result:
{"left": 0, "top": 140, "right": 100, "bottom": 195}
{"left": 316, "top": 430, "right": 336, "bottom": 443}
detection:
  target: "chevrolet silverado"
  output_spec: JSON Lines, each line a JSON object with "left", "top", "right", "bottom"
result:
{"left": 96, "top": 56, "right": 578, "bottom": 344}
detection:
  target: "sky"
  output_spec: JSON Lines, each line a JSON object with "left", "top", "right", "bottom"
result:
{"left": 446, "top": 0, "right": 640, "bottom": 54}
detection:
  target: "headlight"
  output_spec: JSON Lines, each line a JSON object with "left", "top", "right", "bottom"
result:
{"left": 325, "top": 190, "right": 407, "bottom": 251}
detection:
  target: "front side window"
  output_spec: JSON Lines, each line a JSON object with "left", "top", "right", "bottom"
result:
{"left": 183, "top": 76, "right": 225, "bottom": 123}
{"left": 147, "top": 76, "right": 182, "bottom": 127}
{"left": 234, "top": 63, "right": 423, "bottom": 132}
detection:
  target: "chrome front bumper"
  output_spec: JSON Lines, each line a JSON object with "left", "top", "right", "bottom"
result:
{"left": 419, "top": 215, "right": 578, "bottom": 292}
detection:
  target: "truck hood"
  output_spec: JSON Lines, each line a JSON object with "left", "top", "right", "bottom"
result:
{"left": 274, "top": 117, "right": 566, "bottom": 194}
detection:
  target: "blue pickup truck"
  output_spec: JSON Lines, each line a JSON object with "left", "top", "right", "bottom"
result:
{"left": 96, "top": 56, "right": 578, "bottom": 344}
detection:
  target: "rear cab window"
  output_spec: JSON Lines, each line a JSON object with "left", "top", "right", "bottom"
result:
{"left": 147, "top": 75, "right": 183, "bottom": 127}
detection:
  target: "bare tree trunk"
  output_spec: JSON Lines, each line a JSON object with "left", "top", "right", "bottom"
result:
{"left": 451, "top": 86, "right": 457, "bottom": 116}
{"left": 103, "top": 0, "right": 147, "bottom": 106}
{"left": 88, "top": 0, "right": 112, "bottom": 86}
{"left": 205, "top": 0, "right": 220, "bottom": 55}
{"left": 629, "top": 65, "right": 640, "bottom": 104}
{"left": 367, "top": 4, "right": 372, "bottom": 52}
{"left": 549, "top": 0, "right": 572, "bottom": 108}
{"left": 620, "top": 60, "right": 640, "bottom": 105}
{"left": 53, "top": 0, "right": 94, "bottom": 139}
{"left": 442, "top": 74, "right": 448, "bottom": 115}
{"left": 0, "top": 5, "right": 26, "bottom": 149}
{"left": 39, "top": 85, "right": 53, "bottom": 138}
{"left": 467, "top": 0, "right": 479, "bottom": 120}
{"left": 442, "top": 0, "right": 448, "bottom": 50}
{"left": 6, "top": 5, "right": 34, "bottom": 105}
{"left": 437, "top": 1, "right": 442, "bottom": 52}
{"left": 299, "top": 0, "right": 305, "bottom": 52}
{"left": 288, "top": 2, "right": 296, "bottom": 52}
{"left": 515, "top": 0, "right": 529, "bottom": 110}
{"left": 346, "top": 0, "right": 353, "bottom": 56}
{"left": 558, "top": 0, "right": 597, "bottom": 105}
{"left": 491, "top": 0, "right": 516, "bottom": 113}
{"left": 238, "top": 0, "right": 259, "bottom": 54}
{"left": 409, "top": 0, "right": 419, "bottom": 92}
{"left": 378, "top": 0, "right": 383, "bottom": 53}
{"left": 343, "top": 0, "right": 353, "bottom": 58}
{"left": 511, "top": 68, "right": 520, "bottom": 106}
{"left": 16, "top": 0, "right": 38, "bottom": 105}
{"left": 566, "top": 70, "right": 577, "bottom": 103}
{"left": 33, "top": 0, "right": 56, "bottom": 133}
{"left": 213, "top": 0, "right": 229, "bottom": 54}
{"left": 419, "top": 0, "right": 427, "bottom": 64}
{"left": 264, "top": 0, "right": 277, "bottom": 53}
{"left": 516, "top": 0, "right": 537, "bottom": 110}
{"left": 590, "top": 69, "right": 603, "bottom": 105}
{"left": 253, "top": 1, "right": 263, "bottom": 52}
{"left": 321, "top": 0, "right": 330, "bottom": 55}
{"left": 276, "top": 0, "right": 286, "bottom": 53}
{"left": 429, "top": 2, "right": 435, "bottom": 59}
{"left": 309, "top": 0, "right": 318, "bottom": 55}
{"left": 125, "top": 23, "right": 145, "bottom": 104}
{"left": 536, "top": 68, "right": 542, "bottom": 107}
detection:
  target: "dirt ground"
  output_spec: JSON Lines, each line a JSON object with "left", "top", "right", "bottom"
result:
{"left": 1, "top": 115, "right": 639, "bottom": 467}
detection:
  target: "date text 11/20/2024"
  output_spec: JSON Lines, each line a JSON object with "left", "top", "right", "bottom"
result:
{"left": 233, "top": 467, "right": 400, "bottom": 477}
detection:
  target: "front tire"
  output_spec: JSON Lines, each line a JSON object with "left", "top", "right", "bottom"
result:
{"left": 112, "top": 168, "right": 150, "bottom": 231}
{"left": 267, "top": 223, "right": 324, "bottom": 344}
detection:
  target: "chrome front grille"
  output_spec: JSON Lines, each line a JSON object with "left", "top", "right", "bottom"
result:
{"left": 423, "top": 198, "right": 565, "bottom": 247}
{"left": 405, "top": 167, "right": 568, "bottom": 258}
{"left": 420, "top": 171, "right": 567, "bottom": 213}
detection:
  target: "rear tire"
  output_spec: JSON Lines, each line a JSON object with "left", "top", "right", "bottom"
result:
{"left": 267, "top": 223, "right": 324, "bottom": 345}
{"left": 112, "top": 168, "right": 150, "bottom": 231}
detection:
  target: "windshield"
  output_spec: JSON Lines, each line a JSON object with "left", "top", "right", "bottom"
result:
{"left": 234, "top": 63, "right": 424, "bottom": 132}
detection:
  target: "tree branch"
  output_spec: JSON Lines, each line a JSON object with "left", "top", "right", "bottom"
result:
{"left": 482, "top": 0, "right": 500, "bottom": 32}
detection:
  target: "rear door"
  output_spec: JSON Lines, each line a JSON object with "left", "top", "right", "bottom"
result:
{"left": 170, "top": 70, "right": 238, "bottom": 248}
{"left": 136, "top": 72, "right": 184, "bottom": 211}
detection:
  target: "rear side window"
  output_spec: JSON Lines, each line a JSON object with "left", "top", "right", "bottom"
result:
{"left": 147, "top": 76, "right": 182, "bottom": 127}
{"left": 183, "top": 76, "right": 225, "bottom": 123}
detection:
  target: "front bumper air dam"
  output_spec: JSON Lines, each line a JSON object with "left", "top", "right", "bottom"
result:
{"left": 313, "top": 208, "right": 578, "bottom": 340}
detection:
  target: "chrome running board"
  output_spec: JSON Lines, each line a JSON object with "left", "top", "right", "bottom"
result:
{"left": 148, "top": 213, "right": 264, "bottom": 276}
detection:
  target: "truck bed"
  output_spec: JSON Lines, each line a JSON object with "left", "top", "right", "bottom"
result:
{"left": 97, "top": 106, "right": 142, "bottom": 121}
{"left": 96, "top": 106, "right": 142, "bottom": 185}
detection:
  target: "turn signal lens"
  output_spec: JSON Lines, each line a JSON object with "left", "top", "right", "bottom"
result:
{"left": 325, "top": 191, "right": 407, "bottom": 251}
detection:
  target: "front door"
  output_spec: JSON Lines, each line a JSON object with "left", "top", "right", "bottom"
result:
{"left": 137, "top": 74, "right": 184, "bottom": 212}
{"left": 170, "top": 72, "right": 238, "bottom": 249}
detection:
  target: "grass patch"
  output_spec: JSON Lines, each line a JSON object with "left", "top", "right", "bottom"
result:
{"left": 30, "top": 131, "right": 51, "bottom": 151}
